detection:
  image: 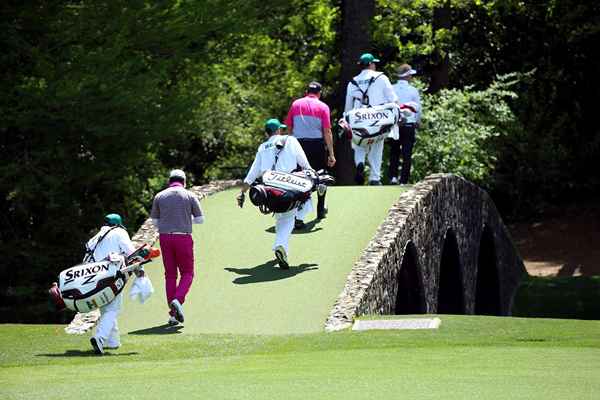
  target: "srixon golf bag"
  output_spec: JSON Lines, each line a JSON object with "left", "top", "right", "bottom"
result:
{"left": 48, "top": 244, "right": 160, "bottom": 313}
{"left": 339, "top": 102, "right": 402, "bottom": 147}
{"left": 249, "top": 169, "right": 335, "bottom": 214}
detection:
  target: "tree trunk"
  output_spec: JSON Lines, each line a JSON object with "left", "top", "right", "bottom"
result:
{"left": 332, "top": 0, "right": 375, "bottom": 185}
{"left": 428, "top": 1, "right": 451, "bottom": 94}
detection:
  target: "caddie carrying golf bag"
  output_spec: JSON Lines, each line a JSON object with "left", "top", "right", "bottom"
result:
{"left": 48, "top": 244, "right": 160, "bottom": 313}
{"left": 249, "top": 169, "right": 335, "bottom": 214}
{"left": 339, "top": 102, "right": 402, "bottom": 147}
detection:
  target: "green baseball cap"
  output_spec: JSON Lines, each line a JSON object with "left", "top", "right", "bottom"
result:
{"left": 104, "top": 213, "right": 123, "bottom": 226}
{"left": 358, "top": 53, "right": 380, "bottom": 65}
{"left": 264, "top": 118, "right": 287, "bottom": 133}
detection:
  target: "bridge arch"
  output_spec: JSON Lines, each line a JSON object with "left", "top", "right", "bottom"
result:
{"left": 326, "top": 173, "right": 526, "bottom": 331}
{"left": 394, "top": 241, "right": 425, "bottom": 314}
{"left": 475, "top": 225, "right": 501, "bottom": 315}
{"left": 437, "top": 229, "right": 465, "bottom": 314}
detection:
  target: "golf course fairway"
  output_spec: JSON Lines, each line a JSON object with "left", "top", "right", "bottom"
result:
{"left": 121, "top": 185, "right": 405, "bottom": 335}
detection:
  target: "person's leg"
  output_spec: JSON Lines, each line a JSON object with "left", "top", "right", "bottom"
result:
{"left": 274, "top": 211, "right": 295, "bottom": 253}
{"left": 367, "top": 140, "right": 384, "bottom": 183}
{"left": 174, "top": 234, "right": 195, "bottom": 305}
{"left": 352, "top": 143, "right": 367, "bottom": 184}
{"left": 94, "top": 293, "right": 122, "bottom": 345}
{"left": 388, "top": 138, "right": 401, "bottom": 182}
{"left": 160, "top": 234, "right": 179, "bottom": 310}
{"left": 399, "top": 126, "right": 416, "bottom": 184}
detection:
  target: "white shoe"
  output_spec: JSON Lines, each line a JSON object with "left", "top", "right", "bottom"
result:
{"left": 168, "top": 316, "right": 179, "bottom": 326}
{"left": 90, "top": 336, "right": 104, "bottom": 355}
{"left": 390, "top": 177, "right": 399, "bottom": 185}
{"left": 105, "top": 339, "right": 120, "bottom": 350}
{"left": 274, "top": 245, "right": 289, "bottom": 269}
{"left": 169, "top": 299, "right": 185, "bottom": 323}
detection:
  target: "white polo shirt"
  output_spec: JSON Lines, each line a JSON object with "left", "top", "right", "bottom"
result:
{"left": 243, "top": 135, "right": 312, "bottom": 185}
{"left": 344, "top": 69, "right": 398, "bottom": 112}
{"left": 392, "top": 80, "right": 422, "bottom": 123}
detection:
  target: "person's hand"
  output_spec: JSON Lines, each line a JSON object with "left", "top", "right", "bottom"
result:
{"left": 236, "top": 192, "right": 245, "bottom": 208}
{"left": 327, "top": 154, "right": 336, "bottom": 167}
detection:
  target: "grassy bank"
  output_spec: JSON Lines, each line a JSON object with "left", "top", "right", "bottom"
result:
{"left": 1, "top": 316, "right": 600, "bottom": 399}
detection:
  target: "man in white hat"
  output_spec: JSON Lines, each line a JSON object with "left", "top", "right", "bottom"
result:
{"left": 389, "top": 63, "right": 422, "bottom": 184}
{"left": 344, "top": 53, "right": 398, "bottom": 185}
{"left": 150, "top": 169, "right": 205, "bottom": 326}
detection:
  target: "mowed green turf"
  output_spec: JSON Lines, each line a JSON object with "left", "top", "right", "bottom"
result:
{"left": 121, "top": 186, "right": 404, "bottom": 335}
{"left": 1, "top": 316, "right": 600, "bottom": 400}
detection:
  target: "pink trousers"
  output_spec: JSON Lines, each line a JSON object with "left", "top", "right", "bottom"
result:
{"left": 159, "top": 234, "right": 195, "bottom": 313}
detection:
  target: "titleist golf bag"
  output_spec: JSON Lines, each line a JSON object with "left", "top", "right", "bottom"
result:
{"left": 48, "top": 244, "right": 160, "bottom": 313}
{"left": 339, "top": 102, "right": 419, "bottom": 147}
{"left": 249, "top": 169, "right": 335, "bottom": 214}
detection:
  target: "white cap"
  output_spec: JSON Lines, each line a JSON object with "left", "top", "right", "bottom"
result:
{"left": 398, "top": 68, "right": 416, "bottom": 78}
{"left": 397, "top": 64, "right": 417, "bottom": 78}
{"left": 169, "top": 169, "right": 186, "bottom": 180}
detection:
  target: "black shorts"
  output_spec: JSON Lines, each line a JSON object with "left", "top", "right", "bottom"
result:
{"left": 298, "top": 139, "right": 327, "bottom": 171}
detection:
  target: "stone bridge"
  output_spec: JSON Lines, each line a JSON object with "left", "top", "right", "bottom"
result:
{"left": 325, "top": 173, "right": 527, "bottom": 331}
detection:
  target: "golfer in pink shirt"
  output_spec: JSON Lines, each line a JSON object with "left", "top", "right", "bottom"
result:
{"left": 150, "top": 169, "right": 204, "bottom": 325}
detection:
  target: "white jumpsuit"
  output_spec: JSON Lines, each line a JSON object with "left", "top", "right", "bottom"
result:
{"left": 344, "top": 69, "right": 398, "bottom": 182}
{"left": 86, "top": 226, "right": 135, "bottom": 347}
{"left": 243, "top": 134, "right": 313, "bottom": 255}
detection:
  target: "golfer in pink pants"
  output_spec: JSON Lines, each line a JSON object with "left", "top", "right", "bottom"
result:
{"left": 151, "top": 169, "right": 204, "bottom": 326}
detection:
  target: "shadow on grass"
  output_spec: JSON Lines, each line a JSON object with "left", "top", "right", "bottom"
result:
{"left": 225, "top": 260, "right": 318, "bottom": 284}
{"left": 37, "top": 350, "right": 139, "bottom": 357}
{"left": 265, "top": 218, "right": 323, "bottom": 235}
{"left": 512, "top": 275, "right": 600, "bottom": 319}
{"left": 128, "top": 324, "right": 184, "bottom": 335}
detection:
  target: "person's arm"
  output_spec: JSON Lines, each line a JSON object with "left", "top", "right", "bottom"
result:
{"left": 414, "top": 89, "right": 422, "bottom": 125}
{"left": 321, "top": 106, "right": 335, "bottom": 167}
{"left": 150, "top": 196, "right": 160, "bottom": 228}
{"left": 323, "top": 127, "right": 336, "bottom": 167}
{"left": 237, "top": 151, "right": 262, "bottom": 208}
{"left": 344, "top": 82, "right": 354, "bottom": 112}
{"left": 191, "top": 195, "right": 204, "bottom": 224}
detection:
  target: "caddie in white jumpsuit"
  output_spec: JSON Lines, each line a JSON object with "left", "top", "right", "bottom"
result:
{"left": 236, "top": 118, "right": 313, "bottom": 269}
{"left": 344, "top": 53, "right": 398, "bottom": 185}
{"left": 86, "top": 213, "right": 135, "bottom": 354}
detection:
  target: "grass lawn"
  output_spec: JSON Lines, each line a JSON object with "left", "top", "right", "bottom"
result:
{"left": 1, "top": 316, "right": 600, "bottom": 399}
{"left": 122, "top": 186, "right": 405, "bottom": 335}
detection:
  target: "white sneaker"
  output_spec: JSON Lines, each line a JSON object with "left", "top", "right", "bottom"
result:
{"left": 169, "top": 299, "right": 185, "bottom": 323}
{"left": 390, "top": 177, "right": 399, "bottom": 185}
{"left": 90, "top": 336, "right": 104, "bottom": 355}
{"left": 274, "top": 245, "right": 289, "bottom": 269}
{"left": 168, "top": 316, "right": 179, "bottom": 326}
{"left": 105, "top": 339, "right": 120, "bottom": 350}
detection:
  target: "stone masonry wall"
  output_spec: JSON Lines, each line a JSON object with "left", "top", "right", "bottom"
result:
{"left": 325, "top": 173, "right": 527, "bottom": 331}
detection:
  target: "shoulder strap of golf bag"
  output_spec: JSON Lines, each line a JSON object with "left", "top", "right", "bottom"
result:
{"left": 271, "top": 136, "right": 289, "bottom": 170}
{"left": 350, "top": 73, "right": 383, "bottom": 107}
{"left": 83, "top": 226, "right": 119, "bottom": 263}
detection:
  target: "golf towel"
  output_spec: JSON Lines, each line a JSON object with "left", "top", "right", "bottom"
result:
{"left": 129, "top": 275, "right": 154, "bottom": 304}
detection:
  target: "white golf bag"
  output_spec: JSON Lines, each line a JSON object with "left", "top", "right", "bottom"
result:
{"left": 49, "top": 244, "right": 160, "bottom": 313}
{"left": 249, "top": 169, "right": 335, "bottom": 214}
{"left": 339, "top": 102, "right": 401, "bottom": 147}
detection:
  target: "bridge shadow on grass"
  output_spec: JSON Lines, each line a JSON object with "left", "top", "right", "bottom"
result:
{"left": 128, "top": 324, "right": 184, "bottom": 335}
{"left": 225, "top": 260, "right": 318, "bottom": 284}
{"left": 37, "top": 350, "right": 139, "bottom": 358}
{"left": 265, "top": 219, "right": 323, "bottom": 235}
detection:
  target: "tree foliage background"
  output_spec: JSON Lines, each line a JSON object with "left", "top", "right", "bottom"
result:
{"left": 1, "top": 0, "right": 598, "bottom": 321}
